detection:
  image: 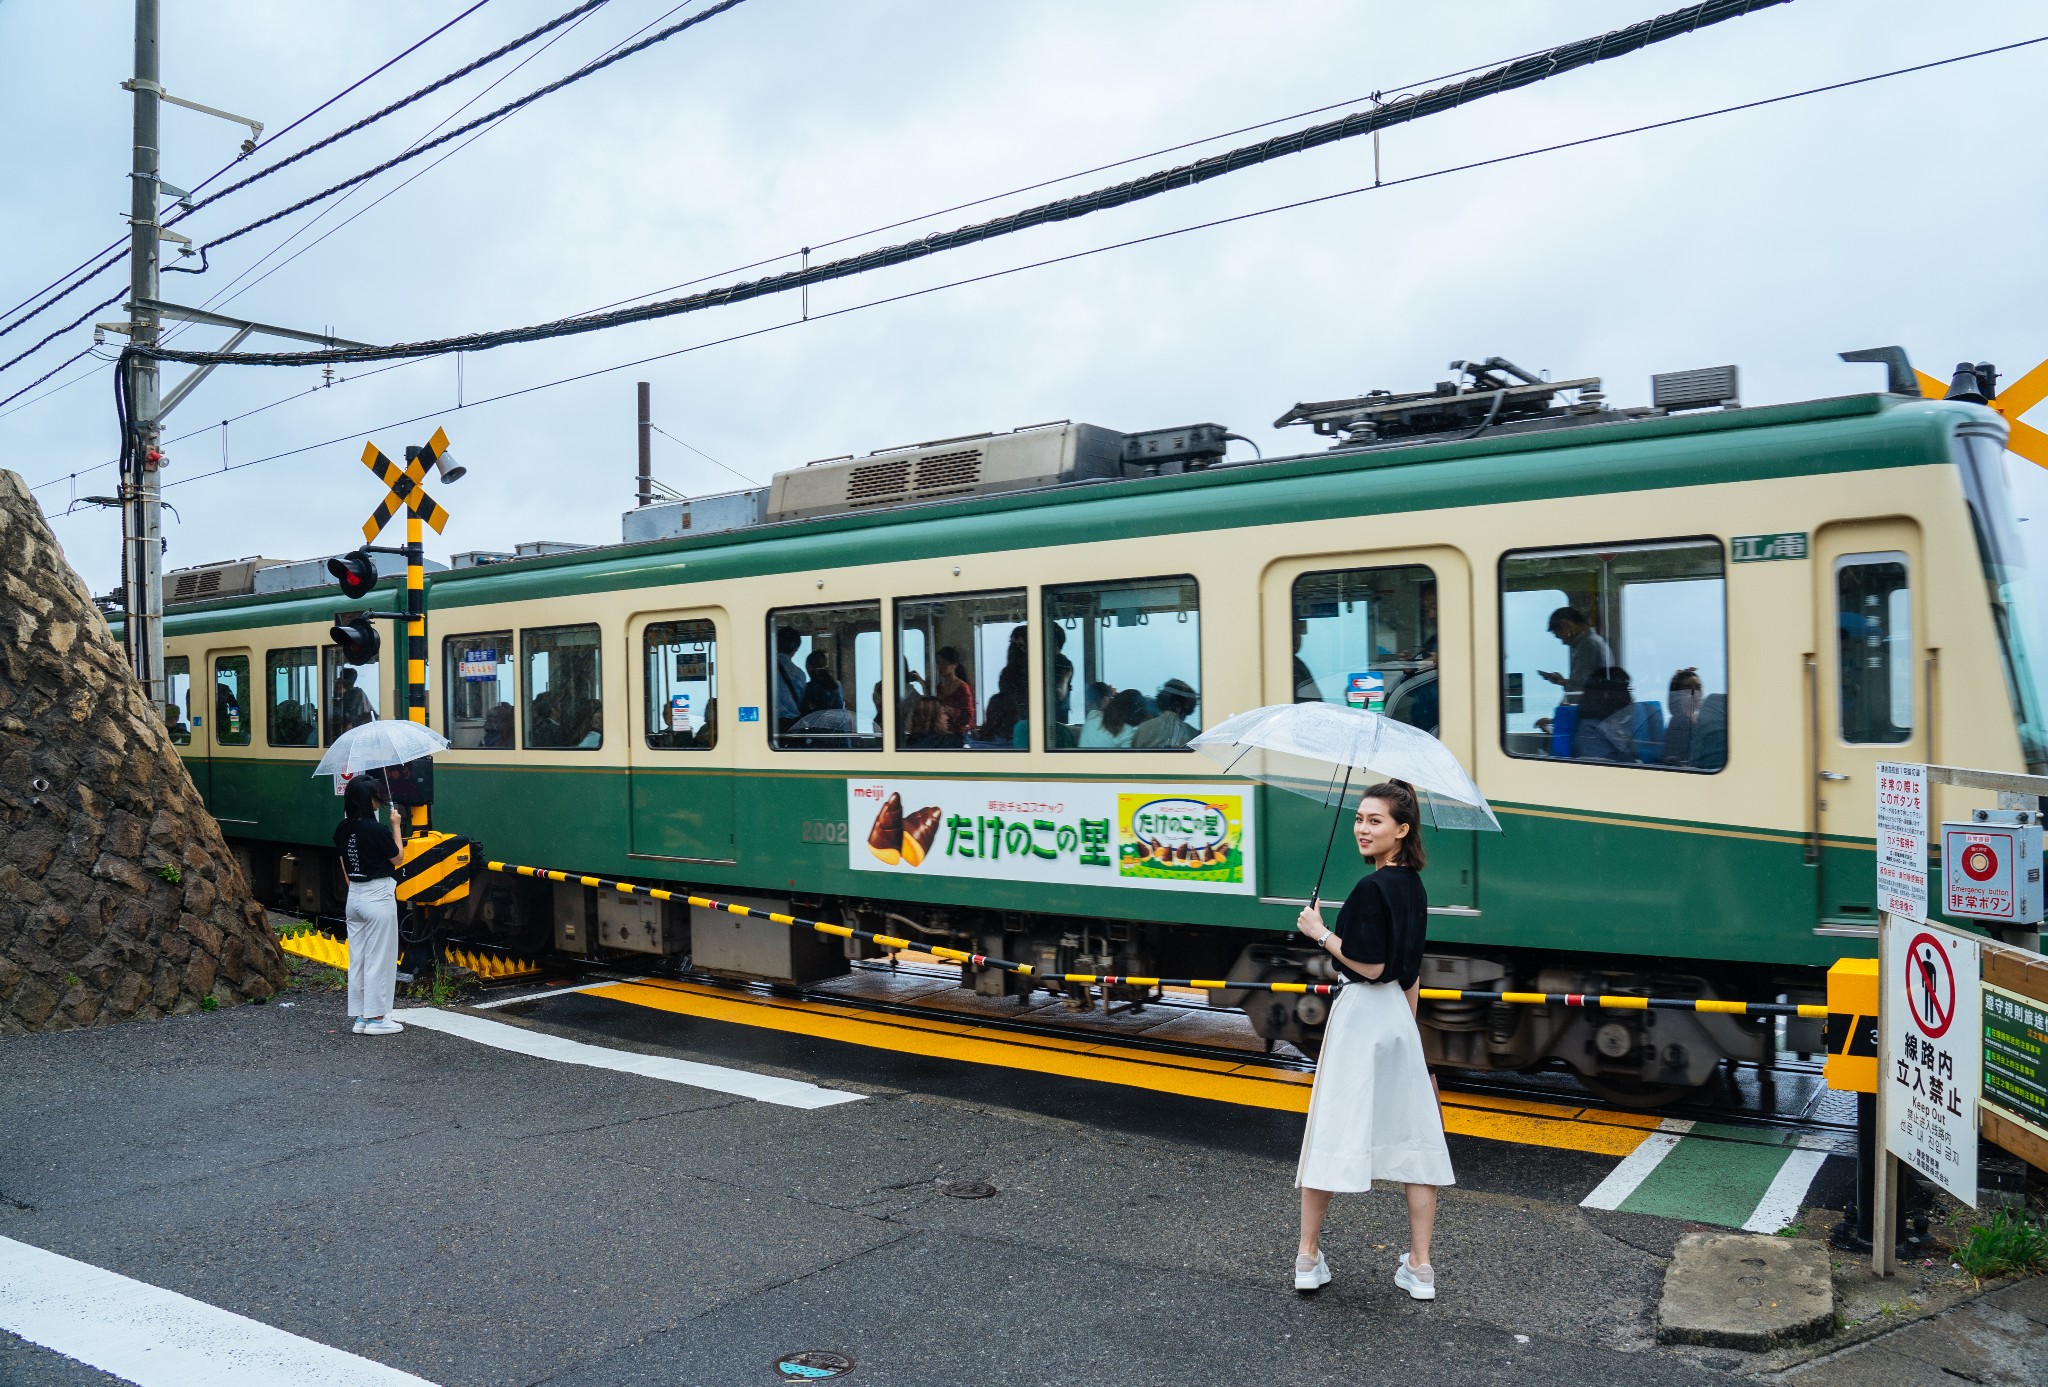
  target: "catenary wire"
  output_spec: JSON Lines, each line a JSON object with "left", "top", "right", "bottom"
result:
{"left": 0, "top": 348, "right": 100, "bottom": 413}
{"left": 0, "top": 0, "right": 511, "bottom": 342}
{"left": 139, "top": 0, "right": 1796, "bottom": 370}
{"left": 649, "top": 422, "right": 760, "bottom": 485}
{"left": 84, "top": 31, "right": 2020, "bottom": 501}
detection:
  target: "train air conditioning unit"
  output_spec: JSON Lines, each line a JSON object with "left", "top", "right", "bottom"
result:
{"left": 164, "top": 556, "right": 288, "bottom": 605}
{"left": 765, "top": 422, "right": 1124, "bottom": 521}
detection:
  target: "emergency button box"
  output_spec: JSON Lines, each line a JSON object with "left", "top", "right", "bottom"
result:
{"left": 1942, "top": 811, "right": 2043, "bottom": 924}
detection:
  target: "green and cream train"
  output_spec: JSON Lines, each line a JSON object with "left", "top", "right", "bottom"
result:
{"left": 154, "top": 358, "right": 2039, "bottom": 1104}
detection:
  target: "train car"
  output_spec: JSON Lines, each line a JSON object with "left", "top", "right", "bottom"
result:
{"left": 150, "top": 356, "right": 2038, "bottom": 1104}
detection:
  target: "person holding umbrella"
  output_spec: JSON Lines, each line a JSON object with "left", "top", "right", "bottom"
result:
{"left": 1289, "top": 780, "right": 1452, "bottom": 1298}
{"left": 335, "top": 775, "right": 405, "bottom": 1035}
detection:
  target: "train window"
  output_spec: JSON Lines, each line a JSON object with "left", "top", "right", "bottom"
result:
{"left": 265, "top": 647, "right": 319, "bottom": 747}
{"left": 1292, "top": 566, "right": 1439, "bottom": 735}
{"left": 644, "top": 620, "right": 717, "bottom": 750}
{"left": 895, "top": 590, "right": 1026, "bottom": 750}
{"left": 1045, "top": 576, "right": 1201, "bottom": 751}
{"left": 211, "top": 654, "right": 251, "bottom": 746}
{"left": 163, "top": 656, "right": 192, "bottom": 745}
{"left": 768, "top": 602, "right": 882, "bottom": 752}
{"left": 1500, "top": 540, "right": 1727, "bottom": 771}
{"left": 523, "top": 624, "right": 604, "bottom": 750}
{"left": 444, "top": 633, "right": 515, "bottom": 750}
{"left": 1836, "top": 554, "right": 1912, "bottom": 744}
{"left": 323, "top": 646, "right": 380, "bottom": 744}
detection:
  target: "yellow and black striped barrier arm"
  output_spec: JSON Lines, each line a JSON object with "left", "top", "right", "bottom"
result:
{"left": 483, "top": 859, "right": 1830, "bottom": 1012}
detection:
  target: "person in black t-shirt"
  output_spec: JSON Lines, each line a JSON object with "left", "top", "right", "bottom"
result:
{"left": 1288, "top": 780, "right": 1455, "bottom": 1301}
{"left": 334, "top": 776, "right": 405, "bottom": 1035}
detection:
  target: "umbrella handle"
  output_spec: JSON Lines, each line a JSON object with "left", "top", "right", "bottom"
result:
{"left": 1308, "top": 766, "right": 1353, "bottom": 913}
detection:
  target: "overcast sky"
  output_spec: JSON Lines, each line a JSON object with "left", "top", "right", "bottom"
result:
{"left": 4, "top": 0, "right": 2045, "bottom": 598}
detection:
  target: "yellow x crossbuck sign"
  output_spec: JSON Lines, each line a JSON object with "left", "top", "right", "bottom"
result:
{"left": 1915, "top": 359, "right": 2048, "bottom": 470}
{"left": 359, "top": 426, "right": 453, "bottom": 542}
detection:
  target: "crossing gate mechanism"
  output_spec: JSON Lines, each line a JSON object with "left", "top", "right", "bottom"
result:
{"left": 399, "top": 831, "right": 473, "bottom": 906}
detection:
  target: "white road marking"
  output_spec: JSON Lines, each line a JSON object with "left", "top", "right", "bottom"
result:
{"left": 1579, "top": 1118, "right": 1694, "bottom": 1211}
{"left": 0, "top": 1234, "right": 438, "bottom": 1386}
{"left": 467, "top": 979, "right": 643, "bottom": 1010}
{"left": 393, "top": 1007, "right": 864, "bottom": 1109}
{"left": 1740, "top": 1144, "right": 1832, "bottom": 1233}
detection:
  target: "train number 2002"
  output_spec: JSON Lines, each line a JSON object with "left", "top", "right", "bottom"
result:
{"left": 801, "top": 820, "right": 850, "bottom": 844}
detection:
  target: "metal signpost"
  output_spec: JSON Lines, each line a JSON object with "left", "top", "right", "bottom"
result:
{"left": 1871, "top": 763, "right": 2048, "bottom": 1276}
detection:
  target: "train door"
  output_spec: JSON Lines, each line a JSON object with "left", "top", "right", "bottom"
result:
{"left": 163, "top": 653, "right": 198, "bottom": 793}
{"left": 202, "top": 645, "right": 254, "bottom": 818}
{"left": 1260, "top": 547, "right": 1475, "bottom": 909}
{"left": 627, "top": 609, "right": 736, "bottom": 863}
{"left": 1811, "top": 520, "right": 1925, "bottom": 924}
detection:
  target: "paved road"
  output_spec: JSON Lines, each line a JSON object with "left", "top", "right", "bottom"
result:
{"left": 0, "top": 980, "right": 1859, "bottom": 1386}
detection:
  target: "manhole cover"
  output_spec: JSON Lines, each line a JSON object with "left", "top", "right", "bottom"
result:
{"left": 939, "top": 1179, "right": 996, "bottom": 1199}
{"left": 774, "top": 1349, "right": 854, "bottom": 1380}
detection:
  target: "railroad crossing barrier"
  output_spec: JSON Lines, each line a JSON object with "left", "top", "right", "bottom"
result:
{"left": 482, "top": 859, "right": 1829, "bottom": 1015}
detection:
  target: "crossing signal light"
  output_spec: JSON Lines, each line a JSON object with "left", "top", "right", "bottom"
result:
{"left": 328, "top": 548, "right": 379, "bottom": 599}
{"left": 330, "top": 617, "right": 381, "bottom": 665}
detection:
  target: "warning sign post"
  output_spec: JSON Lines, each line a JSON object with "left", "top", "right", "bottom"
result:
{"left": 1875, "top": 761, "right": 1928, "bottom": 922}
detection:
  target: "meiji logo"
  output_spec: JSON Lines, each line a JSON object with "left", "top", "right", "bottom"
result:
{"left": 852, "top": 784, "right": 886, "bottom": 801}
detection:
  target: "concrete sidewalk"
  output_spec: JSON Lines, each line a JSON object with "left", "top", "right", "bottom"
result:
{"left": 1776, "top": 1276, "right": 2047, "bottom": 1385}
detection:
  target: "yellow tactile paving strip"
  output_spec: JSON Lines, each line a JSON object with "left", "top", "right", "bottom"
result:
{"left": 584, "top": 978, "right": 1666, "bottom": 1155}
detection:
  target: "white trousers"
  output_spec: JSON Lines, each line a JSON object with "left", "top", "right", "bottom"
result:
{"left": 344, "top": 876, "right": 399, "bottom": 1020}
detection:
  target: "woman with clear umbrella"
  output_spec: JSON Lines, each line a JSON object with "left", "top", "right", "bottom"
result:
{"left": 335, "top": 776, "right": 405, "bottom": 1035}
{"left": 1190, "top": 703, "right": 1499, "bottom": 1302}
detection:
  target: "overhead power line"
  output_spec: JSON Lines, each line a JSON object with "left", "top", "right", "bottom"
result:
{"left": 76, "top": 27, "right": 2018, "bottom": 503}
{"left": 190, "top": 0, "right": 750, "bottom": 258}
{"left": 140, "top": 0, "right": 1792, "bottom": 370}
{"left": 0, "top": 0, "right": 507, "bottom": 344}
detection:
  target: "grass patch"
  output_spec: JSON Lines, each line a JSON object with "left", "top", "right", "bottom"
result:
{"left": 1956, "top": 1209, "right": 2048, "bottom": 1279}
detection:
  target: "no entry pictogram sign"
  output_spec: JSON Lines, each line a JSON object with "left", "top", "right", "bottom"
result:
{"left": 1905, "top": 931, "right": 1956, "bottom": 1039}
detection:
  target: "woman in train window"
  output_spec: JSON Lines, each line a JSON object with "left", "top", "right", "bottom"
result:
{"left": 1291, "top": 781, "right": 1453, "bottom": 1300}
{"left": 335, "top": 776, "right": 405, "bottom": 1036}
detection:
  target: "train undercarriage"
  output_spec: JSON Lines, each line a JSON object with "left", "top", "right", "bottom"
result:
{"left": 241, "top": 840, "right": 1825, "bottom": 1109}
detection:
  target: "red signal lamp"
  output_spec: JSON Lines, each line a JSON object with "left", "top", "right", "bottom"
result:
{"left": 327, "top": 549, "right": 379, "bottom": 599}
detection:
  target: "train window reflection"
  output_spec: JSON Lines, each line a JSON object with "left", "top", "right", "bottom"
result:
{"left": 768, "top": 603, "right": 882, "bottom": 752}
{"left": 164, "top": 656, "right": 191, "bottom": 745}
{"left": 523, "top": 624, "right": 604, "bottom": 750}
{"left": 1500, "top": 540, "right": 1727, "bottom": 771}
{"left": 645, "top": 620, "right": 717, "bottom": 750}
{"left": 1292, "top": 565, "right": 1438, "bottom": 736}
{"left": 895, "top": 590, "right": 1026, "bottom": 750}
{"left": 265, "top": 647, "right": 319, "bottom": 747}
{"left": 444, "top": 633, "right": 515, "bottom": 750}
{"left": 1837, "top": 554, "right": 1912, "bottom": 743}
{"left": 323, "top": 646, "right": 379, "bottom": 744}
{"left": 212, "top": 654, "right": 251, "bottom": 747}
{"left": 1045, "top": 576, "right": 1200, "bottom": 751}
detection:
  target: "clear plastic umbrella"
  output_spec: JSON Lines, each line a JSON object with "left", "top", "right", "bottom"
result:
{"left": 311, "top": 719, "right": 450, "bottom": 780}
{"left": 1189, "top": 702, "right": 1499, "bottom": 903}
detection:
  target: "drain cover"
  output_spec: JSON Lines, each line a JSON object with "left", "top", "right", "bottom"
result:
{"left": 939, "top": 1179, "right": 996, "bottom": 1199}
{"left": 774, "top": 1349, "right": 854, "bottom": 1380}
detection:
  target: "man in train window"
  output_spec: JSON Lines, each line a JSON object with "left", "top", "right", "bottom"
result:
{"left": 1132, "top": 678, "right": 1199, "bottom": 749}
{"left": 1537, "top": 607, "right": 1613, "bottom": 704}
{"left": 774, "top": 627, "right": 807, "bottom": 727}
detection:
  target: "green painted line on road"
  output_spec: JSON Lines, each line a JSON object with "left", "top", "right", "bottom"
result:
{"left": 1616, "top": 1124, "right": 1800, "bottom": 1227}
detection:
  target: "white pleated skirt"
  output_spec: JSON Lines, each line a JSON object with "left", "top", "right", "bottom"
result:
{"left": 1296, "top": 979, "right": 1455, "bottom": 1192}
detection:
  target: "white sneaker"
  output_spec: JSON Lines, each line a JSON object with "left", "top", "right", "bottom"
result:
{"left": 358, "top": 1017, "right": 404, "bottom": 1036}
{"left": 1395, "top": 1252, "right": 1435, "bottom": 1300}
{"left": 349, "top": 1017, "right": 365, "bottom": 1034}
{"left": 1293, "top": 1251, "right": 1331, "bottom": 1292}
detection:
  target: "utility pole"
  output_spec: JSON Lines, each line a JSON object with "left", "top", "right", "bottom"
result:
{"left": 122, "top": 0, "right": 166, "bottom": 711}
{"left": 636, "top": 381, "right": 653, "bottom": 507}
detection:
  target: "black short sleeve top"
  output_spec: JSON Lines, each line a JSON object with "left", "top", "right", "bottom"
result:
{"left": 1331, "top": 864, "right": 1428, "bottom": 990}
{"left": 333, "top": 816, "right": 400, "bottom": 881}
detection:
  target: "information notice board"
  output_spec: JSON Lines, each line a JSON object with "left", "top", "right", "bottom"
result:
{"left": 1875, "top": 761, "right": 1928, "bottom": 922}
{"left": 1882, "top": 914, "right": 1981, "bottom": 1206}
{"left": 1984, "top": 984, "right": 2048, "bottom": 1141}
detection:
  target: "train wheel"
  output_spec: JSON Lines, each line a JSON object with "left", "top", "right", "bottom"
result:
{"left": 1576, "top": 1073, "right": 1707, "bottom": 1109}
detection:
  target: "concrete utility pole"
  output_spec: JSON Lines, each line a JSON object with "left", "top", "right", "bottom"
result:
{"left": 122, "top": 0, "right": 166, "bottom": 710}
{"left": 636, "top": 381, "right": 653, "bottom": 507}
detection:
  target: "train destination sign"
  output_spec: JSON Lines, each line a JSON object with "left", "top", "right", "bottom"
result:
{"left": 1984, "top": 984, "right": 2048, "bottom": 1140}
{"left": 1875, "top": 761, "right": 1928, "bottom": 922}
{"left": 1882, "top": 915, "right": 1981, "bottom": 1205}
{"left": 847, "top": 778, "right": 1254, "bottom": 895}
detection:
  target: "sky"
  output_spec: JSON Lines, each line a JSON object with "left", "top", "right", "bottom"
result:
{"left": 3, "top": 0, "right": 2046, "bottom": 600}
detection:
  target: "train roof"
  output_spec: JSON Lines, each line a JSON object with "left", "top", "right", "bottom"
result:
{"left": 158, "top": 390, "right": 1989, "bottom": 637}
